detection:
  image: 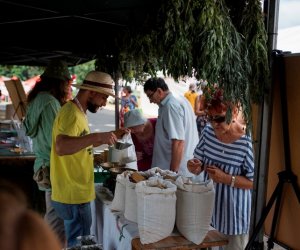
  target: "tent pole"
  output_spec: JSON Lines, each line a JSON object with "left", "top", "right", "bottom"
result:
{"left": 249, "top": 0, "right": 280, "bottom": 248}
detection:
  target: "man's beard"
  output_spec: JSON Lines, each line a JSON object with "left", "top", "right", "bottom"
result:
{"left": 87, "top": 101, "right": 99, "bottom": 113}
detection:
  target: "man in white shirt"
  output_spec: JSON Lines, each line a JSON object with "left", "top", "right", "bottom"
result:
{"left": 143, "top": 77, "right": 198, "bottom": 177}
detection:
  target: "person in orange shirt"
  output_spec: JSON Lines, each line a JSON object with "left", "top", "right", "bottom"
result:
{"left": 184, "top": 83, "right": 198, "bottom": 112}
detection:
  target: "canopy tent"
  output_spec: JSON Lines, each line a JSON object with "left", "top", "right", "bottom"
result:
{"left": 1, "top": 0, "right": 294, "bottom": 249}
{"left": 0, "top": 0, "right": 160, "bottom": 66}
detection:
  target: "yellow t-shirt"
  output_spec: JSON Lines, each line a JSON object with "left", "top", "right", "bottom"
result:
{"left": 50, "top": 101, "right": 95, "bottom": 204}
{"left": 184, "top": 91, "right": 198, "bottom": 112}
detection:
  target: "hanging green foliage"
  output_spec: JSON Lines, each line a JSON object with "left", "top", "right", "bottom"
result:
{"left": 192, "top": 0, "right": 227, "bottom": 81}
{"left": 94, "top": 0, "right": 269, "bottom": 128}
{"left": 121, "top": 31, "right": 162, "bottom": 80}
{"left": 240, "top": 0, "right": 270, "bottom": 104}
{"left": 158, "top": 0, "right": 252, "bottom": 124}
{"left": 159, "top": 0, "right": 195, "bottom": 79}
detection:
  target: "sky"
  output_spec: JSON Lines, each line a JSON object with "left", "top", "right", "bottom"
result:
{"left": 277, "top": 0, "right": 300, "bottom": 53}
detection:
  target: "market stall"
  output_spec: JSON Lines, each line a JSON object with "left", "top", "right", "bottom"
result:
{"left": 0, "top": 126, "right": 44, "bottom": 213}
{"left": 0, "top": 147, "right": 43, "bottom": 211}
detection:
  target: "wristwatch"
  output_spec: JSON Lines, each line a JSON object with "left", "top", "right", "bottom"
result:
{"left": 230, "top": 175, "right": 236, "bottom": 187}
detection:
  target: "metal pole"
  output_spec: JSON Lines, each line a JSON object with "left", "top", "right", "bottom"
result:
{"left": 249, "top": 0, "right": 280, "bottom": 248}
{"left": 113, "top": 75, "right": 120, "bottom": 130}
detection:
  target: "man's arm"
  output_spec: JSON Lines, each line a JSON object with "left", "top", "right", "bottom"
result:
{"left": 170, "top": 139, "right": 185, "bottom": 172}
{"left": 55, "top": 132, "right": 117, "bottom": 156}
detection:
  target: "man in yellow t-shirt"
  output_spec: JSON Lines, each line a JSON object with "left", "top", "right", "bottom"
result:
{"left": 50, "top": 71, "right": 118, "bottom": 248}
{"left": 184, "top": 83, "right": 198, "bottom": 112}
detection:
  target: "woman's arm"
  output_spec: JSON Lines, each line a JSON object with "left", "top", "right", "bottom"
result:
{"left": 194, "top": 95, "right": 206, "bottom": 116}
{"left": 206, "top": 166, "right": 253, "bottom": 189}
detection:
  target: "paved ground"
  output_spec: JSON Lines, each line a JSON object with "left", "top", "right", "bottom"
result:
{"left": 87, "top": 105, "right": 116, "bottom": 133}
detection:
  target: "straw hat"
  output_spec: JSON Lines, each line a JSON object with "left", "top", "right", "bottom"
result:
{"left": 124, "top": 109, "right": 147, "bottom": 128}
{"left": 72, "top": 71, "right": 115, "bottom": 97}
{"left": 41, "top": 59, "right": 71, "bottom": 81}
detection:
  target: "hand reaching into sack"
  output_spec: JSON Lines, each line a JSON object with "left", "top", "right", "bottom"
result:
{"left": 187, "top": 158, "right": 203, "bottom": 175}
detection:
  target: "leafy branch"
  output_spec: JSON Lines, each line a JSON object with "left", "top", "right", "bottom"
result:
{"left": 94, "top": 0, "right": 269, "bottom": 128}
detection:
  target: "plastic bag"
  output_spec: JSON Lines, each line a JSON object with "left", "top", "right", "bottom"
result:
{"left": 109, "top": 133, "right": 137, "bottom": 165}
{"left": 33, "top": 165, "right": 51, "bottom": 189}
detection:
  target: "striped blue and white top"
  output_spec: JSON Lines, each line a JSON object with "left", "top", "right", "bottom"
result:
{"left": 194, "top": 124, "right": 254, "bottom": 235}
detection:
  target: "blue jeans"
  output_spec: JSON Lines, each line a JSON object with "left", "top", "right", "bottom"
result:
{"left": 51, "top": 200, "right": 92, "bottom": 247}
{"left": 45, "top": 192, "right": 65, "bottom": 245}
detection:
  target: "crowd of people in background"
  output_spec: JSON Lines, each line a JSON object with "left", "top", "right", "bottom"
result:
{"left": 119, "top": 85, "right": 138, "bottom": 127}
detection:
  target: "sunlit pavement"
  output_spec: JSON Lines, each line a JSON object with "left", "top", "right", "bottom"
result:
{"left": 87, "top": 105, "right": 116, "bottom": 133}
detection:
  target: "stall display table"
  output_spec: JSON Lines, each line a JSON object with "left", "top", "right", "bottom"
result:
{"left": 91, "top": 185, "right": 228, "bottom": 250}
{"left": 91, "top": 185, "right": 140, "bottom": 250}
{"left": 132, "top": 230, "right": 228, "bottom": 250}
{"left": 0, "top": 144, "right": 45, "bottom": 213}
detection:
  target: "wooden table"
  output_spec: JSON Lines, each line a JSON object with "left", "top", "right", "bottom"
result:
{"left": 132, "top": 230, "right": 228, "bottom": 250}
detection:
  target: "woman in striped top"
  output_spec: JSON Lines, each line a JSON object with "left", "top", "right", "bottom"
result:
{"left": 187, "top": 88, "right": 254, "bottom": 250}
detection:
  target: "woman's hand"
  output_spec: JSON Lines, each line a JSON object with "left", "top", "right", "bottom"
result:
{"left": 187, "top": 158, "right": 203, "bottom": 175}
{"left": 206, "top": 166, "right": 230, "bottom": 184}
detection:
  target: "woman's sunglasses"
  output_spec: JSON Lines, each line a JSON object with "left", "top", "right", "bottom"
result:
{"left": 208, "top": 115, "right": 226, "bottom": 124}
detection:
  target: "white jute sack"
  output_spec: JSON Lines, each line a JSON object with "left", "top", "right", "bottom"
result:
{"left": 124, "top": 176, "right": 138, "bottom": 223}
{"left": 175, "top": 176, "right": 215, "bottom": 245}
{"left": 136, "top": 178, "right": 177, "bottom": 244}
{"left": 110, "top": 173, "right": 127, "bottom": 212}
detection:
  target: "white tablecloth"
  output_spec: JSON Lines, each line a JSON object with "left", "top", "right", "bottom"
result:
{"left": 91, "top": 185, "right": 139, "bottom": 250}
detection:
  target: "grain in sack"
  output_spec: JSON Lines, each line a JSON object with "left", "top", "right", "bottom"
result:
{"left": 175, "top": 176, "right": 215, "bottom": 245}
{"left": 135, "top": 178, "right": 177, "bottom": 244}
{"left": 124, "top": 175, "right": 138, "bottom": 222}
{"left": 110, "top": 173, "right": 127, "bottom": 212}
